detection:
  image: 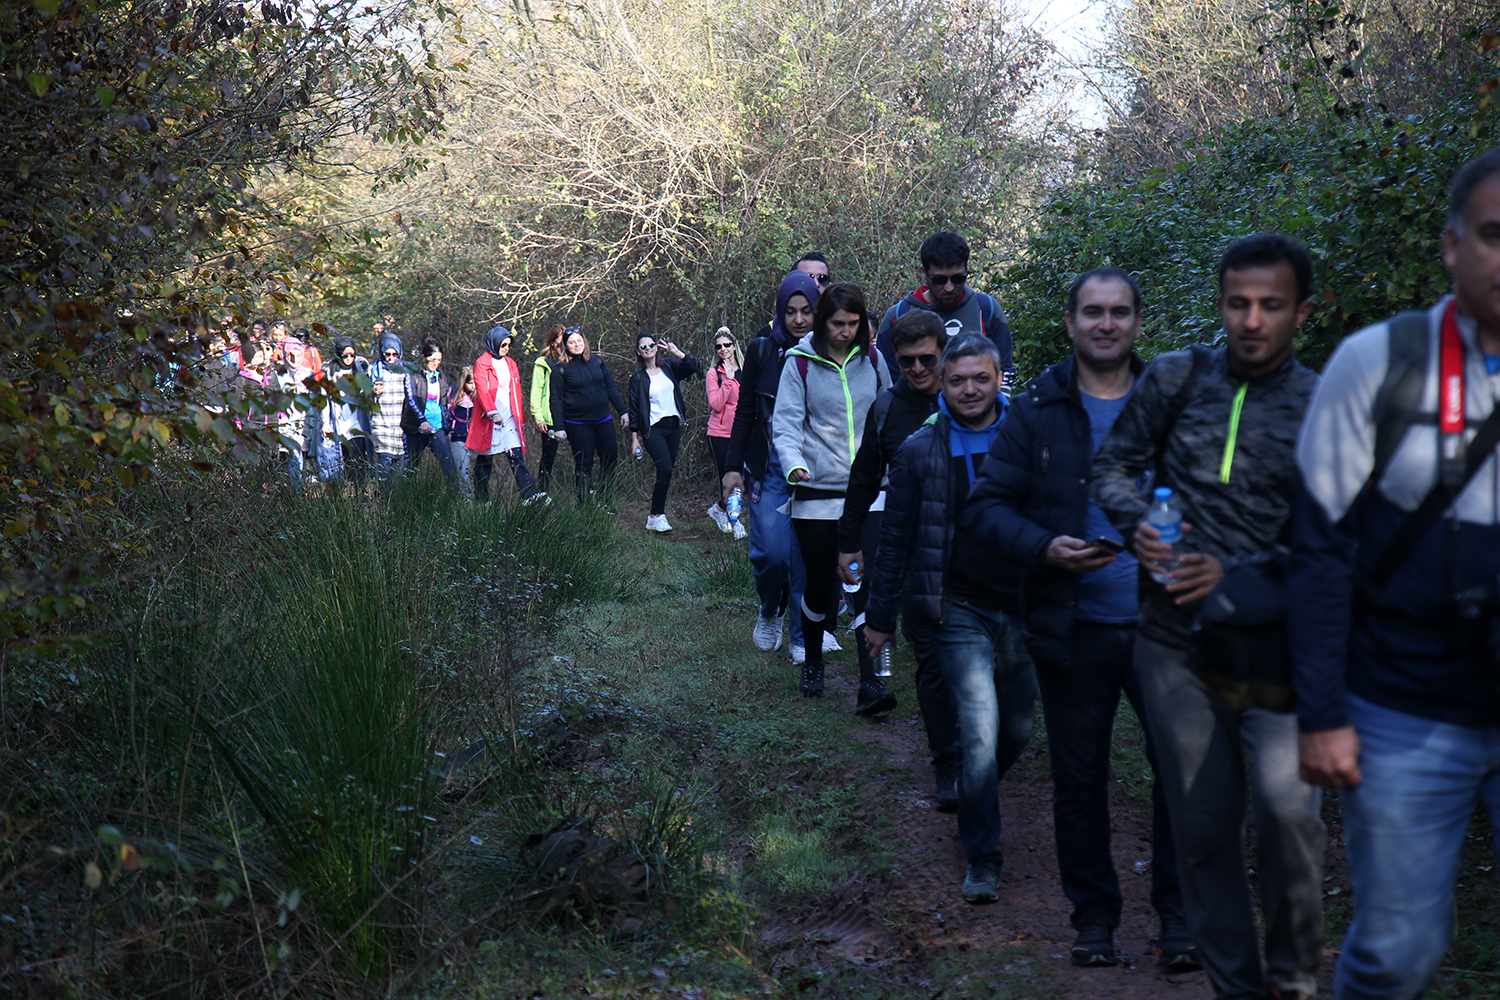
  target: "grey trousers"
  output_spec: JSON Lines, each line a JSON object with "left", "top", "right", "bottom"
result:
{"left": 1135, "top": 635, "right": 1325, "bottom": 1000}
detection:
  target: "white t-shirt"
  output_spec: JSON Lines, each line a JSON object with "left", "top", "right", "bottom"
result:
{"left": 648, "top": 367, "right": 678, "bottom": 425}
{"left": 483, "top": 360, "right": 522, "bottom": 455}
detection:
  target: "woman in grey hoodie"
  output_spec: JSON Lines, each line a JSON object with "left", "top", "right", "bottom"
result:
{"left": 772, "top": 282, "right": 892, "bottom": 698}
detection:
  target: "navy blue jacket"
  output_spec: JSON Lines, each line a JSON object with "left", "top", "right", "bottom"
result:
{"left": 963, "top": 353, "right": 1144, "bottom": 666}
{"left": 867, "top": 412, "right": 1023, "bottom": 634}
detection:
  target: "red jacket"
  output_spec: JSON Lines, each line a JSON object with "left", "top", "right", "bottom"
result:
{"left": 466, "top": 352, "right": 527, "bottom": 455}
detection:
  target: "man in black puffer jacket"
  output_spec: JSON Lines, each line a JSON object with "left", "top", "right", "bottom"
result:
{"left": 864, "top": 334, "right": 1032, "bottom": 908}
{"left": 837, "top": 309, "right": 959, "bottom": 801}
{"left": 964, "top": 268, "right": 1190, "bottom": 971}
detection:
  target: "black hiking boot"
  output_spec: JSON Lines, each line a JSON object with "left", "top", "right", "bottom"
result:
{"left": 1155, "top": 913, "right": 1201, "bottom": 971}
{"left": 854, "top": 680, "right": 896, "bottom": 716}
{"left": 1071, "top": 923, "right": 1117, "bottom": 967}
{"left": 798, "top": 660, "right": 825, "bottom": 697}
{"left": 934, "top": 757, "right": 958, "bottom": 813}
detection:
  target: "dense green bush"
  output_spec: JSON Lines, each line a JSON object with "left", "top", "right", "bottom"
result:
{"left": 1002, "top": 102, "right": 1489, "bottom": 376}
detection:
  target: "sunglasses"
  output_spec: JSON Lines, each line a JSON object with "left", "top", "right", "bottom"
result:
{"left": 564, "top": 326, "right": 581, "bottom": 335}
{"left": 382, "top": 350, "right": 399, "bottom": 358}
{"left": 340, "top": 350, "right": 356, "bottom": 359}
{"left": 715, "top": 342, "right": 734, "bottom": 350}
{"left": 929, "top": 272, "right": 967, "bottom": 289}
{"left": 897, "top": 353, "right": 939, "bottom": 370}
{"left": 638, "top": 342, "right": 657, "bottom": 352}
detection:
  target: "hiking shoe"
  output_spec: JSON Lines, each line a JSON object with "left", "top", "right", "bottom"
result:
{"left": 707, "top": 503, "right": 731, "bottom": 533}
{"left": 854, "top": 681, "right": 897, "bottom": 716}
{"left": 521, "top": 491, "right": 550, "bottom": 507}
{"left": 934, "top": 759, "right": 958, "bottom": 813}
{"left": 645, "top": 514, "right": 673, "bottom": 532}
{"left": 732, "top": 521, "right": 747, "bottom": 540}
{"left": 753, "top": 614, "right": 784, "bottom": 651}
{"left": 961, "top": 860, "right": 1001, "bottom": 903}
{"left": 822, "top": 631, "right": 842, "bottom": 653}
{"left": 1071, "top": 923, "right": 1117, "bottom": 967}
{"left": 798, "top": 661, "right": 825, "bottom": 697}
{"left": 1156, "top": 914, "right": 1201, "bottom": 971}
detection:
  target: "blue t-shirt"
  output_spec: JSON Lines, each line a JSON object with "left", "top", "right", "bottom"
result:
{"left": 1485, "top": 353, "right": 1500, "bottom": 376}
{"left": 1077, "top": 388, "right": 1139, "bottom": 623}
{"left": 422, "top": 372, "right": 444, "bottom": 430}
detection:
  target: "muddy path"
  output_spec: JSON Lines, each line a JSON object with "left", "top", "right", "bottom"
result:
{"left": 815, "top": 656, "right": 1217, "bottom": 999}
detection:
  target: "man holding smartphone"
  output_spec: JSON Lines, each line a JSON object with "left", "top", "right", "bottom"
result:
{"left": 964, "top": 268, "right": 1191, "bottom": 970}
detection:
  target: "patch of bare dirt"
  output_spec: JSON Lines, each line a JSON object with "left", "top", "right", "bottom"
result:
{"left": 815, "top": 658, "right": 1217, "bottom": 998}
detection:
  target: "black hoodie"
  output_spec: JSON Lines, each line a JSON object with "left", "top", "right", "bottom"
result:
{"left": 837, "top": 378, "right": 941, "bottom": 553}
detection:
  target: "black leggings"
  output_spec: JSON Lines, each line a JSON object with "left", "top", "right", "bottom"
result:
{"left": 792, "top": 517, "right": 842, "bottom": 660}
{"left": 563, "top": 419, "right": 618, "bottom": 501}
{"left": 537, "top": 432, "right": 560, "bottom": 489}
{"left": 643, "top": 416, "right": 682, "bottom": 516}
{"left": 708, "top": 434, "right": 730, "bottom": 480}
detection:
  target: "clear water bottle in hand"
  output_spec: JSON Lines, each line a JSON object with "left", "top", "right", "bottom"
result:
{"left": 725, "top": 486, "right": 744, "bottom": 524}
{"left": 876, "top": 640, "right": 894, "bottom": 678}
{"left": 842, "top": 560, "right": 862, "bottom": 594}
{"left": 1146, "top": 486, "right": 1183, "bottom": 584}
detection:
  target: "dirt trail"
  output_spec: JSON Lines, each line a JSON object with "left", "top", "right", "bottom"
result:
{"left": 819, "top": 658, "right": 1217, "bottom": 999}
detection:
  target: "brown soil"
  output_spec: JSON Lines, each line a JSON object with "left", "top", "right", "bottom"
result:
{"left": 811, "top": 657, "right": 1218, "bottom": 999}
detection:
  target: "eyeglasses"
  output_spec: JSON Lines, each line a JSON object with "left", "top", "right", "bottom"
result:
{"left": 929, "top": 272, "right": 967, "bottom": 289}
{"left": 897, "top": 353, "right": 939, "bottom": 370}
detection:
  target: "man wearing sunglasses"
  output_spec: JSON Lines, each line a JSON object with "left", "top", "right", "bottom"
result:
{"left": 753, "top": 253, "right": 834, "bottom": 341}
{"left": 875, "top": 231, "right": 1016, "bottom": 397}
{"left": 964, "top": 267, "right": 1193, "bottom": 972}
{"left": 837, "top": 310, "right": 960, "bottom": 795}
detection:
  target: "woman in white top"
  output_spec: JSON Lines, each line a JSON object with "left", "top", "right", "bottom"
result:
{"left": 627, "top": 332, "right": 701, "bottom": 531}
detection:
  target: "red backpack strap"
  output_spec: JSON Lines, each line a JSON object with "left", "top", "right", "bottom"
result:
{"left": 797, "top": 355, "right": 809, "bottom": 381}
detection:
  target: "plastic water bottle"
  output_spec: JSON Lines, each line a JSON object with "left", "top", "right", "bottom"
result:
{"left": 842, "top": 561, "right": 862, "bottom": 594}
{"left": 1146, "top": 486, "right": 1183, "bottom": 584}
{"left": 876, "top": 640, "right": 894, "bottom": 678}
{"left": 725, "top": 487, "right": 744, "bottom": 524}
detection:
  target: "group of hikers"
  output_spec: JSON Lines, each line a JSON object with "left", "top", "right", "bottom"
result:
{"left": 208, "top": 147, "right": 1500, "bottom": 1000}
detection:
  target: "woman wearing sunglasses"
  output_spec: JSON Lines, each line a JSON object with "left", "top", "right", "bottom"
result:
{"left": 705, "top": 326, "right": 745, "bottom": 537}
{"left": 627, "top": 332, "right": 701, "bottom": 531}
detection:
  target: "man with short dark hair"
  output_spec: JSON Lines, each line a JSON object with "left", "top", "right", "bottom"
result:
{"left": 837, "top": 309, "right": 959, "bottom": 793}
{"left": 1091, "top": 234, "right": 1324, "bottom": 1000}
{"left": 874, "top": 231, "right": 1016, "bottom": 395}
{"left": 865, "top": 333, "right": 1034, "bottom": 906}
{"left": 965, "top": 267, "right": 1192, "bottom": 970}
{"left": 1291, "top": 149, "right": 1500, "bottom": 1000}
{"left": 794, "top": 251, "right": 831, "bottom": 287}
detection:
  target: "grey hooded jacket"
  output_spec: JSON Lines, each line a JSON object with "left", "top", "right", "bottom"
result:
{"left": 771, "top": 332, "right": 892, "bottom": 494}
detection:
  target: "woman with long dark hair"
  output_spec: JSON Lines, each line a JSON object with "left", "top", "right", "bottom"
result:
{"left": 402, "top": 337, "right": 458, "bottom": 482}
{"left": 627, "top": 332, "right": 701, "bottom": 532}
{"left": 448, "top": 365, "right": 477, "bottom": 496}
{"left": 772, "top": 282, "right": 893, "bottom": 700}
{"left": 705, "top": 326, "right": 744, "bottom": 537}
{"left": 529, "top": 323, "right": 568, "bottom": 491}
{"left": 550, "top": 327, "right": 629, "bottom": 504}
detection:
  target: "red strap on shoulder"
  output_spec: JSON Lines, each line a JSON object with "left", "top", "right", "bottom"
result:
{"left": 1439, "top": 299, "right": 1466, "bottom": 486}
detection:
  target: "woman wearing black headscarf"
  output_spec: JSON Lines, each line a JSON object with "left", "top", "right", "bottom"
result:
{"left": 321, "top": 335, "right": 371, "bottom": 482}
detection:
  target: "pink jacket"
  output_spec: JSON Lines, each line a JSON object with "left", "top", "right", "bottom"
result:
{"left": 706, "top": 365, "right": 740, "bottom": 438}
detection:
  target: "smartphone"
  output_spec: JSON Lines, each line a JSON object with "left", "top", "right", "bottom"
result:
{"left": 1089, "top": 536, "right": 1125, "bottom": 554}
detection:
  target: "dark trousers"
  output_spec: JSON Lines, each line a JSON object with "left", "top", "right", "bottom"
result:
{"left": 1033, "top": 621, "right": 1183, "bottom": 931}
{"left": 537, "top": 433, "right": 560, "bottom": 490}
{"left": 643, "top": 416, "right": 682, "bottom": 516}
{"left": 564, "top": 419, "right": 617, "bottom": 502}
{"left": 473, "top": 449, "right": 536, "bottom": 501}
{"left": 904, "top": 620, "right": 960, "bottom": 771}
{"left": 407, "top": 430, "right": 457, "bottom": 481}
{"left": 708, "top": 434, "right": 732, "bottom": 503}
{"left": 791, "top": 518, "right": 841, "bottom": 662}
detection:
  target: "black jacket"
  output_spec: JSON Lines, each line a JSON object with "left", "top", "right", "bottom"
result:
{"left": 867, "top": 413, "right": 1023, "bottom": 634}
{"left": 550, "top": 355, "right": 627, "bottom": 427}
{"left": 402, "top": 368, "right": 450, "bottom": 436}
{"left": 838, "top": 379, "right": 941, "bottom": 553}
{"left": 725, "top": 335, "right": 795, "bottom": 481}
{"left": 964, "top": 353, "right": 1144, "bottom": 665}
{"left": 626, "top": 354, "right": 702, "bottom": 441}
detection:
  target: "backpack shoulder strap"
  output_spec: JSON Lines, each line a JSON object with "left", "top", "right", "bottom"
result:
{"left": 796, "top": 354, "right": 809, "bottom": 381}
{"left": 1166, "top": 344, "right": 1214, "bottom": 424}
{"left": 1369, "top": 310, "right": 1431, "bottom": 487}
{"left": 870, "top": 390, "right": 895, "bottom": 439}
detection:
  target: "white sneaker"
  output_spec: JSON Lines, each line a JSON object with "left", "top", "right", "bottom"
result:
{"left": 707, "top": 503, "right": 732, "bottom": 534}
{"left": 645, "top": 514, "right": 673, "bottom": 532}
{"left": 753, "top": 614, "right": 784, "bottom": 651}
{"left": 822, "top": 631, "right": 842, "bottom": 653}
{"left": 732, "top": 521, "right": 747, "bottom": 540}
{"left": 521, "top": 492, "right": 550, "bottom": 507}
{"left": 790, "top": 642, "right": 806, "bottom": 665}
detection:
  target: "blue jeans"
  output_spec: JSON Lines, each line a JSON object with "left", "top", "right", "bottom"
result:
{"left": 1033, "top": 621, "right": 1182, "bottom": 930}
{"left": 747, "top": 449, "right": 805, "bottom": 646}
{"left": 932, "top": 602, "right": 1037, "bottom": 865}
{"left": 1335, "top": 695, "right": 1500, "bottom": 1000}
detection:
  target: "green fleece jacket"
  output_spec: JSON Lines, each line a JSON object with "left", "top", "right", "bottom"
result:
{"left": 771, "top": 333, "right": 892, "bottom": 492}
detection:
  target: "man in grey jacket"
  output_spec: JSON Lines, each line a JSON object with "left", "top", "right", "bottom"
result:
{"left": 1091, "top": 234, "right": 1324, "bottom": 1000}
